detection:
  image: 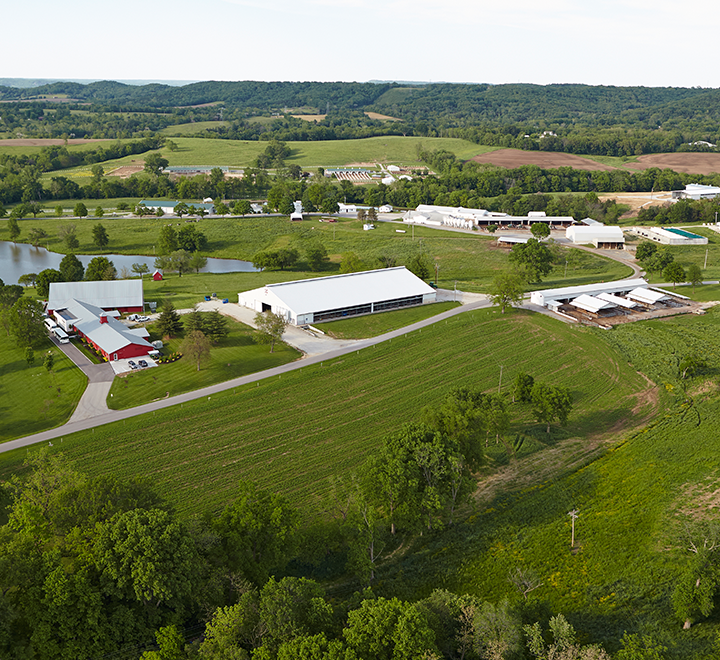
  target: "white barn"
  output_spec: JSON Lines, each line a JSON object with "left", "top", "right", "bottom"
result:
{"left": 566, "top": 225, "right": 625, "bottom": 249}
{"left": 238, "top": 267, "right": 436, "bottom": 325}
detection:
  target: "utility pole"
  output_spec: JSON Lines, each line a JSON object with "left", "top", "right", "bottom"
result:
{"left": 498, "top": 365, "right": 504, "bottom": 394}
{"left": 705, "top": 248, "right": 709, "bottom": 270}
{"left": 435, "top": 262, "right": 439, "bottom": 286}
{"left": 568, "top": 509, "right": 579, "bottom": 549}
{"left": 564, "top": 259, "right": 568, "bottom": 278}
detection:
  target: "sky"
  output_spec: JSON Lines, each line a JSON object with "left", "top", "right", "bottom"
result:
{"left": 5, "top": 0, "right": 720, "bottom": 88}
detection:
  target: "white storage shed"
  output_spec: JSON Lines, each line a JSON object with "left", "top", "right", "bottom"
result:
{"left": 566, "top": 225, "right": 625, "bottom": 248}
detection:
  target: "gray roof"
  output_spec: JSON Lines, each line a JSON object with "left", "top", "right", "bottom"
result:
{"left": 48, "top": 280, "right": 143, "bottom": 311}
{"left": 60, "top": 299, "right": 152, "bottom": 354}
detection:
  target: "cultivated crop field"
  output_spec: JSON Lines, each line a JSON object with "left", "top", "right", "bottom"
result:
{"left": 0, "top": 309, "right": 651, "bottom": 519}
{"left": 472, "top": 148, "right": 617, "bottom": 172}
{"left": 385, "top": 309, "right": 720, "bottom": 657}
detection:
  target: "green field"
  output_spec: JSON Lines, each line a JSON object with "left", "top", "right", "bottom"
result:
{"left": 160, "top": 121, "right": 229, "bottom": 136}
{"left": 28, "top": 136, "right": 499, "bottom": 174}
{"left": 107, "top": 315, "right": 300, "bottom": 409}
{"left": 0, "top": 309, "right": 650, "bottom": 519}
{"left": 0, "top": 215, "right": 632, "bottom": 294}
{"left": 320, "top": 301, "right": 461, "bottom": 339}
{"left": 0, "top": 337, "right": 87, "bottom": 442}
{"left": 379, "top": 309, "right": 720, "bottom": 656}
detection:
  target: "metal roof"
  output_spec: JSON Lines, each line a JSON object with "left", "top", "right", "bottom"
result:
{"left": 245, "top": 267, "right": 435, "bottom": 315}
{"left": 49, "top": 280, "right": 143, "bottom": 311}
{"left": 62, "top": 300, "right": 153, "bottom": 354}
{"left": 532, "top": 278, "right": 647, "bottom": 303}
{"left": 627, "top": 288, "right": 667, "bottom": 304}
{"left": 597, "top": 292, "right": 637, "bottom": 309}
{"left": 570, "top": 294, "right": 615, "bottom": 314}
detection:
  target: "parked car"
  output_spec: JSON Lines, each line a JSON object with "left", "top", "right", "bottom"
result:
{"left": 136, "top": 315, "right": 150, "bottom": 323}
{"left": 128, "top": 360, "right": 138, "bottom": 369}
{"left": 127, "top": 314, "right": 138, "bottom": 321}
{"left": 138, "top": 360, "right": 148, "bottom": 368}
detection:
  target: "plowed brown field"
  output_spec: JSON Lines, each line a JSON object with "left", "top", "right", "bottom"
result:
{"left": 622, "top": 153, "right": 720, "bottom": 175}
{"left": 471, "top": 148, "right": 616, "bottom": 171}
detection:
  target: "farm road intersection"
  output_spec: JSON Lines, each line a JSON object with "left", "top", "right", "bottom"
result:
{"left": 2, "top": 294, "right": 494, "bottom": 454}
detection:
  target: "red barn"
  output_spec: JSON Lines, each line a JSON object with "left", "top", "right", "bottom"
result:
{"left": 153, "top": 270, "right": 163, "bottom": 281}
{"left": 53, "top": 300, "right": 153, "bottom": 361}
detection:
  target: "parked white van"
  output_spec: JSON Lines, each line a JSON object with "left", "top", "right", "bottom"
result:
{"left": 52, "top": 327, "right": 69, "bottom": 344}
{"left": 44, "top": 317, "right": 58, "bottom": 331}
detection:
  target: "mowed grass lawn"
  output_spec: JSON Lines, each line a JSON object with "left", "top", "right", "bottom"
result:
{"left": 0, "top": 338, "right": 86, "bottom": 443}
{"left": 320, "top": 301, "right": 461, "bottom": 339}
{"left": 0, "top": 309, "right": 649, "bottom": 518}
{"left": 108, "top": 315, "right": 300, "bottom": 409}
{"left": 0, "top": 215, "right": 632, "bottom": 294}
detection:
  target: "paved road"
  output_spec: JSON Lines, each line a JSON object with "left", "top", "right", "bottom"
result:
{"left": 2, "top": 297, "right": 494, "bottom": 454}
{"left": 52, "top": 337, "right": 116, "bottom": 423}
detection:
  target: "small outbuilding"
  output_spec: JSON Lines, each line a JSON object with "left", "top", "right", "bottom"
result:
{"left": 152, "top": 270, "right": 163, "bottom": 281}
{"left": 238, "top": 267, "right": 436, "bottom": 325}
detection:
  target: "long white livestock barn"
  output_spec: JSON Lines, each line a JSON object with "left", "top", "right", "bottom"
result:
{"left": 238, "top": 267, "right": 437, "bottom": 325}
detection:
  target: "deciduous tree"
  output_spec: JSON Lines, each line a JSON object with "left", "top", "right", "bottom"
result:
{"left": 85, "top": 256, "right": 116, "bottom": 281}
{"left": 59, "top": 253, "right": 84, "bottom": 282}
{"left": 36, "top": 268, "right": 62, "bottom": 298}
{"left": 7, "top": 217, "right": 20, "bottom": 242}
{"left": 489, "top": 271, "right": 524, "bottom": 313}
{"left": 9, "top": 298, "right": 45, "bottom": 348}
{"left": 181, "top": 329, "right": 211, "bottom": 371}
{"left": 92, "top": 223, "right": 109, "bottom": 250}
{"left": 531, "top": 382, "right": 573, "bottom": 433}
{"left": 253, "top": 311, "right": 288, "bottom": 353}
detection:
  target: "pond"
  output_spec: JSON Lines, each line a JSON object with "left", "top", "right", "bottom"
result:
{"left": 0, "top": 241, "right": 257, "bottom": 285}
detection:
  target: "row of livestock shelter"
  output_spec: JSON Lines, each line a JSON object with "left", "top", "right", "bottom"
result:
{"left": 238, "top": 267, "right": 436, "bottom": 325}
{"left": 531, "top": 279, "right": 692, "bottom": 324}
{"left": 402, "top": 205, "right": 574, "bottom": 228}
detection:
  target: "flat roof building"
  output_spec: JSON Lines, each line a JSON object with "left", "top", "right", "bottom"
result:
{"left": 238, "top": 267, "right": 436, "bottom": 326}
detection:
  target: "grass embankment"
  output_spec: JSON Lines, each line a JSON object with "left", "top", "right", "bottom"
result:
{"left": 320, "top": 301, "right": 461, "bottom": 339}
{"left": 107, "top": 315, "right": 300, "bottom": 409}
{"left": 0, "top": 215, "right": 633, "bottom": 294}
{"left": 0, "top": 308, "right": 648, "bottom": 518}
{"left": 0, "top": 338, "right": 86, "bottom": 443}
{"left": 384, "top": 308, "right": 720, "bottom": 657}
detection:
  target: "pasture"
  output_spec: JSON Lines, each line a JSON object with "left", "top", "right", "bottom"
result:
{"left": 0, "top": 214, "right": 632, "bottom": 294}
{"left": 30, "top": 136, "right": 499, "bottom": 175}
{"left": 0, "top": 309, "right": 650, "bottom": 520}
